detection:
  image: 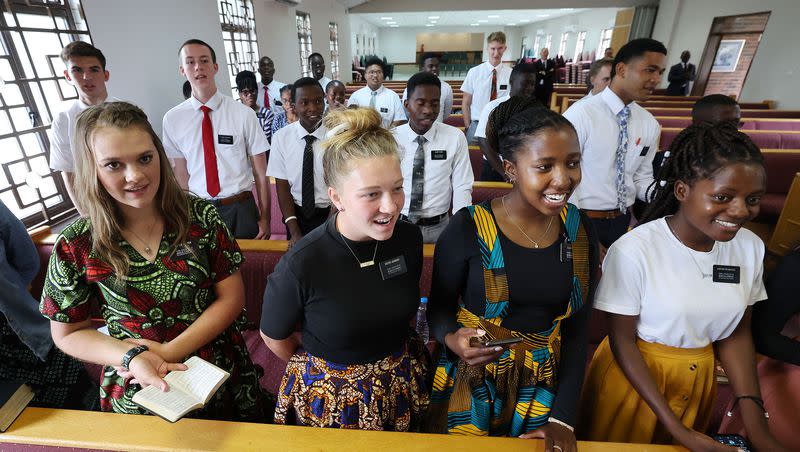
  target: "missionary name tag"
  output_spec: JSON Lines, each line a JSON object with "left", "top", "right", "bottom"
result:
{"left": 559, "top": 240, "right": 573, "bottom": 263}
{"left": 713, "top": 265, "right": 740, "bottom": 284}
{"left": 499, "top": 84, "right": 508, "bottom": 90}
{"left": 639, "top": 146, "right": 650, "bottom": 157}
{"left": 379, "top": 255, "right": 407, "bottom": 280}
{"left": 380, "top": 107, "right": 389, "bottom": 113}
{"left": 431, "top": 150, "right": 447, "bottom": 160}
{"left": 218, "top": 135, "right": 234, "bottom": 145}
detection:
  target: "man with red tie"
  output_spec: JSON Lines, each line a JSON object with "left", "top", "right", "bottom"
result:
{"left": 163, "top": 39, "right": 271, "bottom": 239}
{"left": 460, "top": 31, "right": 511, "bottom": 144}
{"left": 257, "top": 56, "right": 286, "bottom": 114}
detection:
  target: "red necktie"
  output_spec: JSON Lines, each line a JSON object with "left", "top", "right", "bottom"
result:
{"left": 200, "top": 106, "right": 220, "bottom": 197}
{"left": 264, "top": 86, "right": 271, "bottom": 110}
{"left": 490, "top": 68, "right": 497, "bottom": 101}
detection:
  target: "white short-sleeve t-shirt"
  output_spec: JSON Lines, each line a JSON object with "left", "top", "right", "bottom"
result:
{"left": 596, "top": 218, "right": 767, "bottom": 348}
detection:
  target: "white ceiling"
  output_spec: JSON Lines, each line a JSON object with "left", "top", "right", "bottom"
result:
{"left": 357, "top": 8, "right": 587, "bottom": 28}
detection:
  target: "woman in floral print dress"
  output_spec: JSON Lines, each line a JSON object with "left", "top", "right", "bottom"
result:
{"left": 40, "top": 102, "right": 267, "bottom": 422}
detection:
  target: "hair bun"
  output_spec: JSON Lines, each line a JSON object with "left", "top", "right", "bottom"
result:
{"left": 323, "top": 106, "right": 383, "bottom": 139}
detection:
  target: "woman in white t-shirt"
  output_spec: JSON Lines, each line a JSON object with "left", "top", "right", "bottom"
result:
{"left": 578, "top": 123, "right": 787, "bottom": 451}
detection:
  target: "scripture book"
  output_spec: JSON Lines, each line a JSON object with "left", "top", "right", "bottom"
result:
{"left": 0, "top": 381, "right": 34, "bottom": 432}
{"left": 131, "top": 356, "right": 229, "bottom": 423}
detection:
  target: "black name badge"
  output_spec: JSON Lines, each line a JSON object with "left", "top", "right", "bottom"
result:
{"left": 499, "top": 84, "right": 508, "bottom": 90}
{"left": 431, "top": 150, "right": 447, "bottom": 160}
{"left": 380, "top": 107, "right": 389, "bottom": 113}
{"left": 559, "top": 240, "right": 573, "bottom": 263}
{"left": 218, "top": 134, "right": 234, "bottom": 145}
{"left": 640, "top": 146, "right": 650, "bottom": 157}
{"left": 173, "top": 244, "right": 193, "bottom": 259}
{"left": 379, "top": 255, "right": 407, "bottom": 280}
{"left": 713, "top": 265, "right": 740, "bottom": 284}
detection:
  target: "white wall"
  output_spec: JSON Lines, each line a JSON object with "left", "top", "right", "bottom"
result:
{"left": 349, "top": 14, "right": 381, "bottom": 60}
{"left": 517, "top": 8, "right": 618, "bottom": 61}
{"left": 82, "top": 0, "right": 229, "bottom": 135}
{"left": 254, "top": 0, "right": 353, "bottom": 85}
{"left": 653, "top": 0, "right": 800, "bottom": 108}
{"left": 378, "top": 26, "right": 521, "bottom": 63}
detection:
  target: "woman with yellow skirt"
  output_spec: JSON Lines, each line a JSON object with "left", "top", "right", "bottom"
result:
{"left": 578, "top": 123, "right": 787, "bottom": 451}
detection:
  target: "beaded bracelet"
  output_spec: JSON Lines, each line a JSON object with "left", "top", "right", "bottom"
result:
{"left": 726, "top": 395, "right": 769, "bottom": 419}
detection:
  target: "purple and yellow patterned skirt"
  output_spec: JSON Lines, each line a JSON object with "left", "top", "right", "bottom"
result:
{"left": 274, "top": 333, "right": 430, "bottom": 431}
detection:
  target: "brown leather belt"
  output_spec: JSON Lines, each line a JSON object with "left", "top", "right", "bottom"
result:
{"left": 211, "top": 191, "right": 252, "bottom": 206}
{"left": 583, "top": 209, "right": 627, "bottom": 220}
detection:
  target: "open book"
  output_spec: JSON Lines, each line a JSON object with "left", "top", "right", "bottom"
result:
{"left": 0, "top": 381, "right": 34, "bottom": 432}
{"left": 131, "top": 356, "right": 229, "bottom": 423}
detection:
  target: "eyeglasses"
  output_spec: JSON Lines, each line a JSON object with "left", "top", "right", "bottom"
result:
{"left": 238, "top": 89, "right": 256, "bottom": 96}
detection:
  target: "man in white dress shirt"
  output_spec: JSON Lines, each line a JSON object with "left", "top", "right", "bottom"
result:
{"left": 309, "top": 53, "right": 332, "bottom": 92}
{"left": 257, "top": 56, "right": 286, "bottom": 114}
{"left": 49, "top": 41, "right": 117, "bottom": 212}
{"left": 563, "top": 38, "right": 667, "bottom": 248}
{"left": 347, "top": 56, "right": 406, "bottom": 128}
{"left": 401, "top": 55, "right": 453, "bottom": 124}
{"left": 394, "top": 72, "right": 473, "bottom": 243}
{"left": 474, "top": 63, "right": 538, "bottom": 181}
{"left": 163, "top": 39, "right": 271, "bottom": 239}
{"left": 267, "top": 77, "right": 329, "bottom": 247}
{"left": 461, "top": 31, "right": 511, "bottom": 143}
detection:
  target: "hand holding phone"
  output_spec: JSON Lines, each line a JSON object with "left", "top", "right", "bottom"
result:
{"left": 469, "top": 335, "right": 523, "bottom": 348}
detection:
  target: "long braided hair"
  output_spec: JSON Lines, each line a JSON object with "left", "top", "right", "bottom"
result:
{"left": 485, "top": 96, "right": 576, "bottom": 163}
{"left": 640, "top": 122, "right": 764, "bottom": 224}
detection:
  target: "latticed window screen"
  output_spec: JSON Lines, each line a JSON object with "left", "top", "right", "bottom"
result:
{"left": 296, "top": 11, "right": 312, "bottom": 77}
{"left": 218, "top": 0, "right": 260, "bottom": 97}
{"left": 0, "top": 0, "right": 93, "bottom": 227}
{"left": 598, "top": 28, "right": 613, "bottom": 57}
{"left": 328, "top": 22, "right": 339, "bottom": 80}
{"left": 545, "top": 34, "right": 552, "bottom": 53}
{"left": 558, "top": 32, "right": 569, "bottom": 57}
{"left": 574, "top": 31, "right": 587, "bottom": 60}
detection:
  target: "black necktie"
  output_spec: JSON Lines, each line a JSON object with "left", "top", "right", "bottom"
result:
{"left": 302, "top": 135, "right": 316, "bottom": 218}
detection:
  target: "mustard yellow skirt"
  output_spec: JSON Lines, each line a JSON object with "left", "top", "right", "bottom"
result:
{"left": 578, "top": 337, "right": 716, "bottom": 444}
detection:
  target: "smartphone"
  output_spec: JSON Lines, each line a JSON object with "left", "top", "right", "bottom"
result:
{"left": 712, "top": 434, "right": 751, "bottom": 451}
{"left": 483, "top": 337, "right": 523, "bottom": 347}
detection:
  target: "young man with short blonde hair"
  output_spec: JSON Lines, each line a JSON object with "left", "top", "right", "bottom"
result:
{"left": 460, "top": 31, "right": 511, "bottom": 143}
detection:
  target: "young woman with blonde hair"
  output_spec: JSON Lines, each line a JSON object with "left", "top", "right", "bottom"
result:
{"left": 261, "top": 106, "right": 429, "bottom": 430}
{"left": 41, "top": 101, "right": 267, "bottom": 421}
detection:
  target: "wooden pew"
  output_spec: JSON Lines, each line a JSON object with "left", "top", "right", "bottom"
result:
{"left": 0, "top": 407, "right": 684, "bottom": 451}
{"left": 767, "top": 172, "right": 800, "bottom": 256}
{"left": 561, "top": 97, "right": 771, "bottom": 113}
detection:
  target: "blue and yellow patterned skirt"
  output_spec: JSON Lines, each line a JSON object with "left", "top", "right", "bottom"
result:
{"left": 274, "top": 332, "right": 430, "bottom": 431}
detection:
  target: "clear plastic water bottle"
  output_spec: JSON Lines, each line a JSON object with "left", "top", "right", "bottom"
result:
{"left": 416, "top": 297, "right": 429, "bottom": 344}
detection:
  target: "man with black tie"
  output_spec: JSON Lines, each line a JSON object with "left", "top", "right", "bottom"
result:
{"left": 534, "top": 47, "right": 555, "bottom": 106}
{"left": 666, "top": 50, "right": 696, "bottom": 96}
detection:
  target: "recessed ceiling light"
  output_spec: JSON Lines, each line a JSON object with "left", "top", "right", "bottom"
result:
{"left": 520, "top": 19, "right": 530, "bottom": 23}
{"left": 477, "top": 19, "right": 489, "bottom": 23}
{"left": 488, "top": 15, "right": 500, "bottom": 18}
{"left": 537, "top": 14, "right": 550, "bottom": 17}
{"left": 470, "top": 23, "right": 479, "bottom": 26}
{"left": 560, "top": 8, "right": 575, "bottom": 11}
{"left": 428, "top": 16, "right": 440, "bottom": 19}
{"left": 425, "top": 24, "right": 434, "bottom": 27}
{"left": 390, "top": 25, "right": 399, "bottom": 27}
{"left": 506, "top": 23, "right": 515, "bottom": 26}
{"left": 380, "top": 17, "right": 392, "bottom": 20}
{"left": 386, "top": 21, "right": 396, "bottom": 24}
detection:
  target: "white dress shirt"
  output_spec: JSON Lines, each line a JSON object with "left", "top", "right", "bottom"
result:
{"left": 460, "top": 61, "right": 511, "bottom": 121}
{"left": 257, "top": 80, "right": 286, "bottom": 113}
{"left": 402, "top": 80, "right": 454, "bottom": 123}
{"left": 474, "top": 94, "right": 510, "bottom": 139}
{"left": 596, "top": 218, "right": 766, "bottom": 348}
{"left": 266, "top": 121, "right": 330, "bottom": 208}
{"left": 162, "top": 90, "right": 269, "bottom": 199}
{"left": 393, "top": 122, "right": 474, "bottom": 218}
{"left": 49, "top": 95, "right": 119, "bottom": 172}
{"left": 562, "top": 87, "right": 660, "bottom": 210}
{"left": 347, "top": 85, "right": 406, "bottom": 128}
{"left": 316, "top": 76, "right": 333, "bottom": 91}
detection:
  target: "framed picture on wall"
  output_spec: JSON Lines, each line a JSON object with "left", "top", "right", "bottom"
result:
{"left": 712, "top": 39, "right": 745, "bottom": 72}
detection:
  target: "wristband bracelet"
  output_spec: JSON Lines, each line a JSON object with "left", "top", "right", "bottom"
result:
{"left": 283, "top": 216, "right": 297, "bottom": 224}
{"left": 548, "top": 417, "right": 574, "bottom": 432}
{"left": 726, "top": 395, "right": 768, "bottom": 419}
{"left": 122, "top": 345, "right": 149, "bottom": 370}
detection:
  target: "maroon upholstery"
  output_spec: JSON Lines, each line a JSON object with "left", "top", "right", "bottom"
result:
{"left": 660, "top": 130, "right": 797, "bottom": 151}
{"left": 471, "top": 185, "right": 511, "bottom": 204}
{"left": 751, "top": 121, "right": 800, "bottom": 131}
{"left": 443, "top": 115, "right": 463, "bottom": 128}
{"left": 648, "top": 108, "right": 800, "bottom": 119}
{"left": 469, "top": 149, "right": 483, "bottom": 181}
{"left": 268, "top": 183, "right": 287, "bottom": 240}
{"left": 240, "top": 249, "right": 284, "bottom": 323}
{"left": 657, "top": 117, "right": 691, "bottom": 129}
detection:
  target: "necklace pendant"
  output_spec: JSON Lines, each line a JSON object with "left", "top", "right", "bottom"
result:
{"left": 145, "top": 246, "right": 151, "bottom": 254}
{"left": 533, "top": 243, "right": 539, "bottom": 249}
{"left": 360, "top": 260, "right": 375, "bottom": 268}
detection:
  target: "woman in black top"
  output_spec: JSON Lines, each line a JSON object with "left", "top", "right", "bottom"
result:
{"left": 719, "top": 248, "right": 800, "bottom": 449}
{"left": 260, "top": 107, "right": 428, "bottom": 430}
{"left": 425, "top": 97, "right": 598, "bottom": 452}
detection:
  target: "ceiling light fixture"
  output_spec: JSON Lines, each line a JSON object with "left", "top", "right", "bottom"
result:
{"left": 470, "top": 23, "right": 479, "bottom": 26}
{"left": 380, "top": 17, "right": 392, "bottom": 20}
{"left": 390, "top": 25, "right": 399, "bottom": 27}
{"left": 477, "top": 19, "right": 488, "bottom": 23}
{"left": 506, "top": 23, "right": 515, "bottom": 26}
{"left": 488, "top": 15, "right": 500, "bottom": 18}
{"left": 537, "top": 14, "right": 550, "bottom": 18}
{"left": 520, "top": 19, "right": 530, "bottom": 23}
{"left": 428, "top": 16, "right": 440, "bottom": 19}
{"left": 425, "top": 24, "right": 434, "bottom": 27}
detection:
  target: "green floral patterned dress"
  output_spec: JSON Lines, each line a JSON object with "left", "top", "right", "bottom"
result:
{"left": 41, "top": 197, "right": 266, "bottom": 422}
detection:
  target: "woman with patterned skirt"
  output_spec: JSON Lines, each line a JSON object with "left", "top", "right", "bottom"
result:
{"left": 40, "top": 102, "right": 267, "bottom": 422}
{"left": 0, "top": 200, "right": 97, "bottom": 410}
{"left": 260, "top": 107, "right": 429, "bottom": 430}
{"left": 426, "top": 99, "right": 598, "bottom": 452}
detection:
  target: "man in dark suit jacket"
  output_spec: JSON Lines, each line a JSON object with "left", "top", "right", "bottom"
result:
{"left": 534, "top": 47, "right": 555, "bottom": 105}
{"left": 666, "top": 50, "right": 696, "bottom": 96}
